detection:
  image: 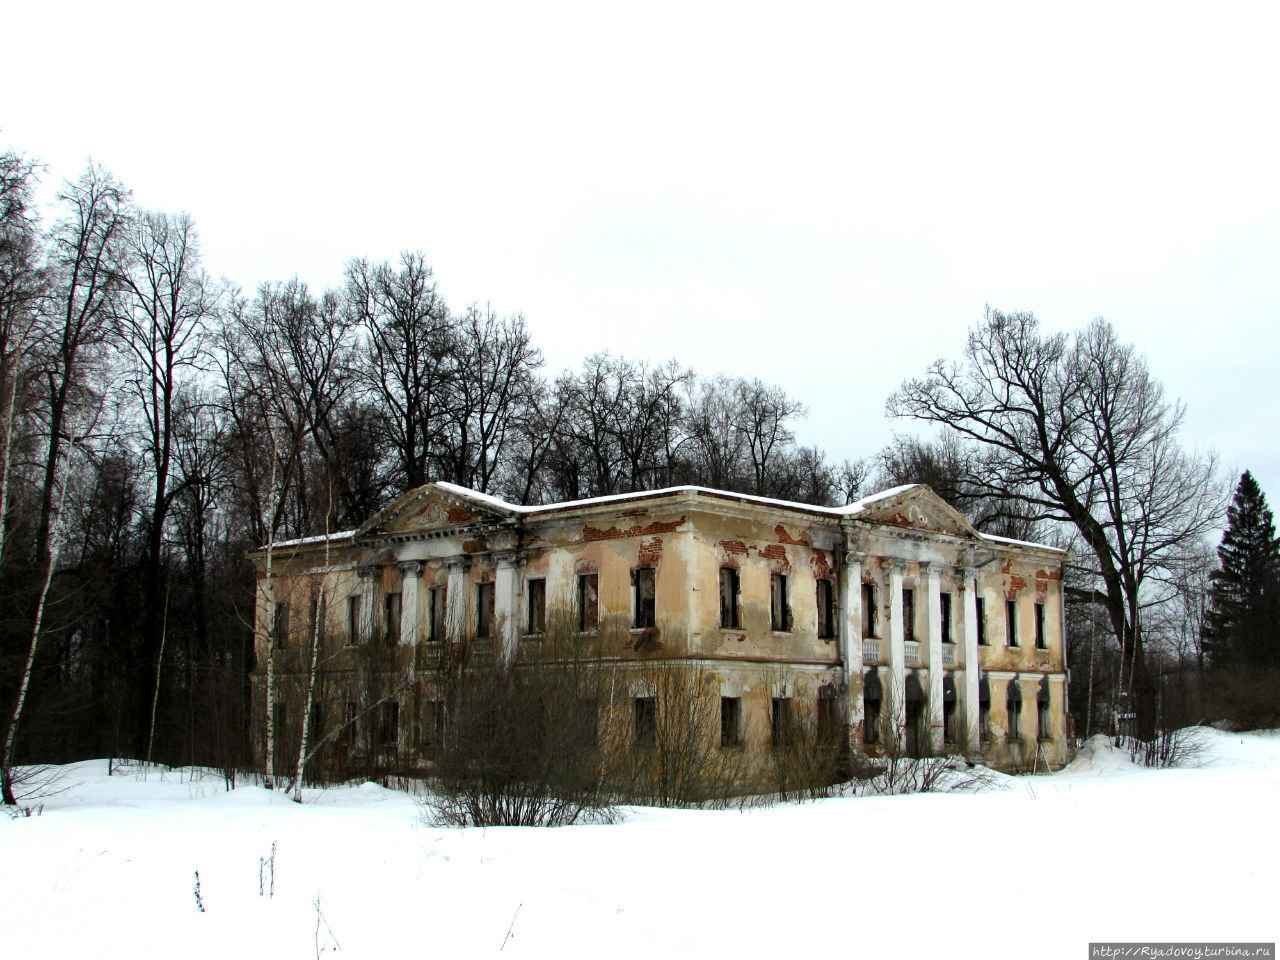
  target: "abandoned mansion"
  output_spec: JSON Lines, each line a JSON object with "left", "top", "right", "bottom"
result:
{"left": 251, "top": 481, "right": 1070, "bottom": 779}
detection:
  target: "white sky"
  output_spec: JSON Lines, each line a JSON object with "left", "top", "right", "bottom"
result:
{"left": 6, "top": 1, "right": 1279, "bottom": 507}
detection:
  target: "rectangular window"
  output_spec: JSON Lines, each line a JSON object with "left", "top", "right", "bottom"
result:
{"left": 476, "top": 582, "right": 495, "bottom": 638}
{"left": 633, "top": 568, "right": 656, "bottom": 629}
{"left": 346, "top": 595, "right": 361, "bottom": 646}
{"left": 527, "top": 578, "right": 546, "bottom": 634}
{"left": 428, "top": 586, "right": 446, "bottom": 642}
{"left": 862, "top": 582, "right": 877, "bottom": 638}
{"left": 1007, "top": 689, "right": 1022, "bottom": 741}
{"left": 720, "top": 696, "right": 742, "bottom": 747}
{"left": 577, "top": 573, "right": 599, "bottom": 632}
{"left": 1034, "top": 602, "right": 1047, "bottom": 649}
{"left": 1038, "top": 697, "right": 1051, "bottom": 741}
{"left": 379, "top": 700, "right": 399, "bottom": 746}
{"left": 719, "top": 567, "right": 740, "bottom": 629}
{"left": 771, "top": 697, "right": 793, "bottom": 747}
{"left": 633, "top": 696, "right": 656, "bottom": 746}
{"left": 864, "top": 686, "right": 881, "bottom": 746}
{"left": 940, "top": 592, "right": 953, "bottom": 644}
{"left": 902, "top": 587, "right": 916, "bottom": 643}
{"left": 573, "top": 699, "right": 599, "bottom": 748}
{"left": 817, "top": 687, "right": 839, "bottom": 744}
{"left": 770, "top": 573, "right": 790, "bottom": 631}
{"left": 384, "top": 592, "right": 401, "bottom": 645}
{"left": 816, "top": 579, "right": 835, "bottom": 639}
{"left": 976, "top": 597, "right": 988, "bottom": 646}
{"left": 944, "top": 698, "right": 957, "bottom": 744}
{"left": 422, "top": 700, "right": 444, "bottom": 747}
{"left": 343, "top": 700, "right": 358, "bottom": 742}
{"left": 307, "top": 592, "right": 324, "bottom": 647}
{"left": 1006, "top": 599, "right": 1019, "bottom": 647}
{"left": 272, "top": 600, "right": 290, "bottom": 649}
{"left": 979, "top": 691, "right": 991, "bottom": 743}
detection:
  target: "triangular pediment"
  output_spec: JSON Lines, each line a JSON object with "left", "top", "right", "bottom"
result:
{"left": 356, "top": 483, "right": 511, "bottom": 538}
{"left": 857, "top": 485, "right": 980, "bottom": 539}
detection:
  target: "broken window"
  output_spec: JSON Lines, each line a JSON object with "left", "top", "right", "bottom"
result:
{"left": 633, "top": 696, "right": 656, "bottom": 746}
{"left": 272, "top": 600, "right": 290, "bottom": 650}
{"left": 633, "top": 568, "right": 656, "bottom": 629}
{"left": 770, "top": 573, "right": 790, "bottom": 631}
{"left": 527, "top": 578, "right": 546, "bottom": 634}
{"left": 379, "top": 700, "right": 399, "bottom": 747}
{"left": 1034, "top": 602, "right": 1047, "bottom": 649}
{"left": 720, "top": 696, "right": 742, "bottom": 747}
{"left": 864, "top": 670, "right": 883, "bottom": 746}
{"left": 577, "top": 573, "right": 599, "bottom": 632}
{"left": 862, "top": 582, "right": 877, "bottom": 638}
{"left": 1037, "top": 679, "right": 1051, "bottom": 741}
{"left": 902, "top": 587, "right": 916, "bottom": 643}
{"left": 1005, "top": 598, "right": 1019, "bottom": 647}
{"left": 943, "top": 676, "right": 958, "bottom": 744}
{"left": 976, "top": 597, "right": 988, "bottom": 646}
{"left": 346, "top": 595, "right": 361, "bottom": 646}
{"left": 1007, "top": 681, "right": 1023, "bottom": 741}
{"left": 816, "top": 578, "right": 835, "bottom": 639}
{"left": 979, "top": 678, "right": 991, "bottom": 743}
{"left": 384, "top": 591, "right": 401, "bottom": 645}
{"left": 904, "top": 673, "right": 925, "bottom": 756}
{"left": 721, "top": 570, "right": 742, "bottom": 632}
{"left": 770, "top": 697, "right": 793, "bottom": 747}
{"left": 940, "top": 591, "right": 953, "bottom": 644}
{"left": 428, "top": 586, "right": 446, "bottom": 642}
{"left": 817, "top": 685, "right": 839, "bottom": 745}
{"left": 476, "top": 581, "right": 495, "bottom": 638}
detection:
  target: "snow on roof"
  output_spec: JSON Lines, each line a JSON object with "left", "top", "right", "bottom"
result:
{"left": 979, "top": 531, "right": 1067, "bottom": 553}
{"left": 432, "top": 480, "right": 920, "bottom": 519}
{"left": 267, "top": 530, "right": 356, "bottom": 550}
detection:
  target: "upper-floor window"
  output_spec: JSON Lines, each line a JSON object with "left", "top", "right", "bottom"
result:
{"left": 1034, "top": 602, "right": 1047, "bottom": 649}
{"left": 527, "top": 578, "right": 546, "bottom": 634}
{"left": 427, "top": 586, "right": 446, "bottom": 642}
{"left": 976, "top": 597, "right": 988, "bottom": 646}
{"left": 346, "top": 595, "right": 361, "bottom": 646}
{"left": 902, "top": 587, "right": 916, "bottom": 643}
{"left": 633, "top": 568, "right": 656, "bottom": 629}
{"left": 862, "top": 582, "right": 878, "bottom": 638}
{"left": 384, "top": 592, "right": 401, "bottom": 645}
{"left": 770, "top": 573, "right": 791, "bottom": 632}
{"left": 578, "top": 573, "right": 599, "bottom": 632}
{"left": 816, "top": 579, "right": 835, "bottom": 639}
{"left": 719, "top": 567, "right": 740, "bottom": 629}
{"left": 1005, "top": 598, "right": 1019, "bottom": 647}
{"left": 476, "top": 581, "right": 495, "bottom": 638}
{"left": 940, "top": 591, "right": 953, "bottom": 644}
{"left": 272, "top": 600, "right": 290, "bottom": 649}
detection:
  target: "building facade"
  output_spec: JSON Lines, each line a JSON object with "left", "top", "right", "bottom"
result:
{"left": 251, "top": 481, "right": 1070, "bottom": 780}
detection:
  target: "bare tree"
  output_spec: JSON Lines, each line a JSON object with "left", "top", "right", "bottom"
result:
{"left": 888, "top": 310, "right": 1224, "bottom": 736}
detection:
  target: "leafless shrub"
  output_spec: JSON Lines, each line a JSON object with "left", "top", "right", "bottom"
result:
{"left": 1120, "top": 725, "right": 1207, "bottom": 769}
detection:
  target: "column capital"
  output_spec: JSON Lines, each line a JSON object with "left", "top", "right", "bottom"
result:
{"left": 956, "top": 566, "right": 978, "bottom": 583}
{"left": 882, "top": 557, "right": 900, "bottom": 571}
{"left": 919, "top": 560, "right": 939, "bottom": 575}
{"left": 398, "top": 560, "right": 424, "bottom": 578}
{"left": 845, "top": 550, "right": 867, "bottom": 566}
{"left": 444, "top": 555, "right": 471, "bottom": 571}
{"left": 492, "top": 548, "right": 522, "bottom": 567}
{"left": 356, "top": 564, "right": 379, "bottom": 580}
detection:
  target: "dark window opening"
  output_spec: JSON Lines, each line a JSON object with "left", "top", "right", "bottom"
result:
{"left": 770, "top": 573, "right": 790, "bottom": 631}
{"left": 976, "top": 597, "right": 988, "bottom": 646}
{"left": 864, "top": 669, "right": 883, "bottom": 745}
{"left": 633, "top": 568, "right": 656, "bottom": 629}
{"left": 384, "top": 592, "right": 401, "bottom": 645}
{"left": 346, "top": 595, "right": 361, "bottom": 646}
{"left": 476, "top": 581, "right": 495, "bottom": 638}
{"left": 428, "top": 586, "right": 446, "bottom": 642}
{"left": 633, "top": 696, "right": 656, "bottom": 746}
{"left": 272, "top": 600, "right": 290, "bottom": 649}
{"left": 862, "top": 582, "right": 878, "bottom": 638}
{"left": 979, "top": 678, "right": 992, "bottom": 743}
{"left": 720, "top": 696, "right": 742, "bottom": 747}
{"left": 577, "top": 573, "right": 599, "bottom": 632}
{"left": 719, "top": 568, "right": 740, "bottom": 629}
{"left": 1005, "top": 599, "right": 1019, "bottom": 647}
{"left": 527, "top": 578, "right": 546, "bottom": 634}
{"left": 816, "top": 578, "right": 835, "bottom": 639}
{"left": 307, "top": 592, "right": 324, "bottom": 647}
{"left": 771, "top": 697, "right": 793, "bottom": 747}
{"left": 1037, "top": 680, "right": 1052, "bottom": 741}
{"left": 1007, "top": 682, "right": 1023, "bottom": 741}
{"left": 574, "top": 699, "right": 599, "bottom": 748}
{"left": 380, "top": 700, "right": 399, "bottom": 747}
{"left": 817, "top": 685, "right": 840, "bottom": 744}
{"left": 1034, "top": 602, "right": 1047, "bottom": 649}
{"left": 903, "top": 587, "right": 916, "bottom": 643}
{"left": 940, "top": 592, "right": 953, "bottom": 644}
{"left": 422, "top": 700, "right": 444, "bottom": 747}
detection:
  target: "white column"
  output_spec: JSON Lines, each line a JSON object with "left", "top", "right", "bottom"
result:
{"left": 399, "top": 561, "right": 423, "bottom": 646}
{"left": 959, "top": 567, "right": 981, "bottom": 759}
{"left": 924, "top": 561, "right": 944, "bottom": 753}
{"left": 494, "top": 550, "right": 521, "bottom": 665}
{"left": 445, "top": 557, "right": 469, "bottom": 642}
{"left": 842, "top": 550, "right": 866, "bottom": 746}
{"left": 886, "top": 559, "right": 905, "bottom": 749}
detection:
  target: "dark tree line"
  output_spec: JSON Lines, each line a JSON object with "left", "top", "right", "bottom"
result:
{"left": 0, "top": 152, "right": 864, "bottom": 794}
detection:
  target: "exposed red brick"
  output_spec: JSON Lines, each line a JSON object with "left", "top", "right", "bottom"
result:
{"left": 463, "top": 538, "right": 487, "bottom": 554}
{"left": 810, "top": 550, "right": 832, "bottom": 579}
{"left": 637, "top": 536, "right": 664, "bottom": 567}
{"left": 1036, "top": 568, "right": 1063, "bottom": 581}
{"left": 719, "top": 539, "right": 749, "bottom": 556}
{"left": 1007, "top": 575, "right": 1026, "bottom": 599}
{"left": 448, "top": 506, "right": 473, "bottom": 524}
{"left": 582, "top": 515, "right": 686, "bottom": 542}
{"left": 774, "top": 524, "right": 810, "bottom": 546}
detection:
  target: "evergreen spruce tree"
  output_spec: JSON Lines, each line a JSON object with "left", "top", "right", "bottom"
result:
{"left": 1203, "top": 471, "right": 1280, "bottom": 668}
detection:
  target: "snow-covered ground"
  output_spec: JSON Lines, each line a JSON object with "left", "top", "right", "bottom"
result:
{"left": 3, "top": 729, "right": 1277, "bottom": 959}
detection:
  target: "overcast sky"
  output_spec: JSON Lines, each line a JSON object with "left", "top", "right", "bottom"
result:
{"left": 7, "top": 2, "right": 1279, "bottom": 506}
